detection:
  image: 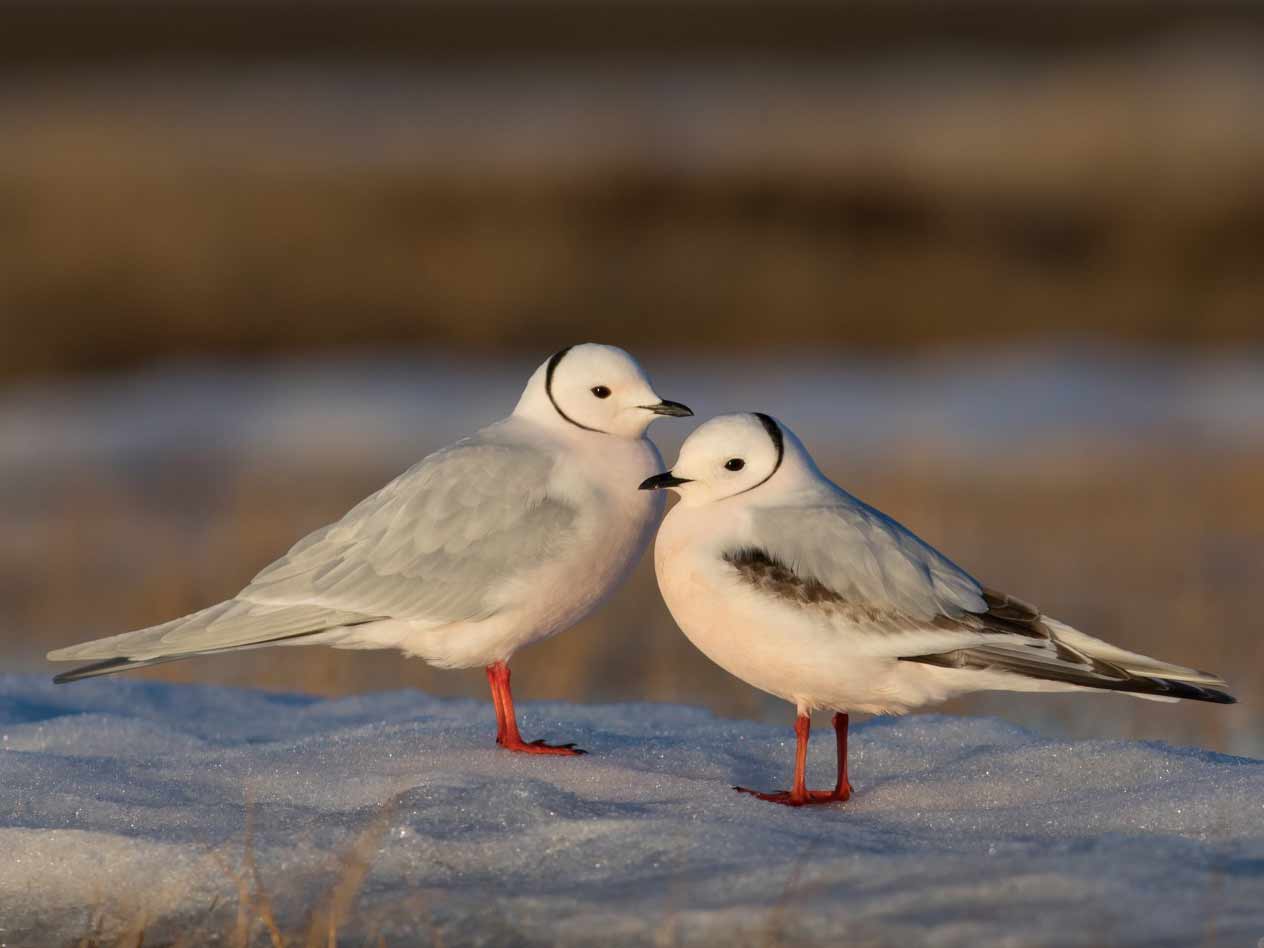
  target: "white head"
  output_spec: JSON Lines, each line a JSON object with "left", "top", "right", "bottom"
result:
{"left": 514, "top": 344, "right": 692, "bottom": 439}
{"left": 639, "top": 412, "right": 819, "bottom": 505}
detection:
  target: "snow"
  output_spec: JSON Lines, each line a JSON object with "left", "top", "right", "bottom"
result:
{"left": 2, "top": 675, "right": 1262, "bottom": 947}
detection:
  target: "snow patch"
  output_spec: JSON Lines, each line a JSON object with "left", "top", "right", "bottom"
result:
{"left": 1, "top": 675, "right": 1261, "bottom": 946}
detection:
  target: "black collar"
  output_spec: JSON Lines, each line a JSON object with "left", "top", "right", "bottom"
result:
{"left": 545, "top": 346, "right": 605, "bottom": 433}
{"left": 734, "top": 413, "right": 784, "bottom": 495}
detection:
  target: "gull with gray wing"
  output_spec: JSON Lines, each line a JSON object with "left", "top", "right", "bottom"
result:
{"left": 49, "top": 344, "right": 692, "bottom": 755}
{"left": 642, "top": 413, "right": 1235, "bottom": 804}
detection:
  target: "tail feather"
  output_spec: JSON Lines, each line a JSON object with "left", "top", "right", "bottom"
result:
{"left": 1043, "top": 620, "right": 1228, "bottom": 687}
{"left": 48, "top": 599, "right": 372, "bottom": 664}
{"left": 48, "top": 625, "right": 358, "bottom": 683}
{"left": 53, "top": 656, "right": 182, "bottom": 684}
{"left": 903, "top": 624, "right": 1237, "bottom": 705}
{"left": 48, "top": 599, "right": 382, "bottom": 684}
{"left": 904, "top": 647, "right": 1236, "bottom": 703}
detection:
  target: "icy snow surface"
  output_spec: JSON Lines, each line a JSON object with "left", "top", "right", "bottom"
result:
{"left": 2, "top": 675, "right": 1262, "bottom": 947}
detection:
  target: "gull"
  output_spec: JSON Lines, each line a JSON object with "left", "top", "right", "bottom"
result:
{"left": 641, "top": 413, "right": 1235, "bottom": 804}
{"left": 49, "top": 343, "right": 692, "bottom": 756}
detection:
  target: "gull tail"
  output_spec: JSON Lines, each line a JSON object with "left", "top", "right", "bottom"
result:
{"left": 1042, "top": 619, "right": 1231, "bottom": 688}
{"left": 47, "top": 598, "right": 377, "bottom": 684}
{"left": 53, "top": 655, "right": 188, "bottom": 684}
{"left": 906, "top": 646, "right": 1236, "bottom": 704}
{"left": 902, "top": 616, "right": 1236, "bottom": 705}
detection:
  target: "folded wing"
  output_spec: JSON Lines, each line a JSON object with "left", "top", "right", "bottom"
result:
{"left": 49, "top": 435, "right": 576, "bottom": 677}
{"left": 731, "top": 498, "right": 1234, "bottom": 704}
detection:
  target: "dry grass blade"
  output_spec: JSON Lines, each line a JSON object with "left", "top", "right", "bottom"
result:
{"left": 762, "top": 836, "right": 822, "bottom": 948}
{"left": 169, "top": 896, "right": 222, "bottom": 948}
{"left": 116, "top": 912, "right": 148, "bottom": 948}
{"left": 76, "top": 893, "right": 111, "bottom": 948}
{"left": 303, "top": 792, "right": 404, "bottom": 948}
{"left": 384, "top": 889, "right": 446, "bottom": 948}
{"left": 255, "top": 886, "right": 288, "bottom": 948}
{"left": 229, "top": 794, "right": 257, "bottom": 948}
{"left": 249, "top": 848, "right": 287, "bottom": 948}
{"left": 214, "top": 789, "right": 288, "bottom": 948}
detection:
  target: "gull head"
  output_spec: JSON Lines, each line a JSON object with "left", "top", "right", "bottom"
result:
{"left": 640, "top": 412, "right": 816, "bottom": 506}
{"left": 516, "top": 343, "right": 691, "bottom": 439}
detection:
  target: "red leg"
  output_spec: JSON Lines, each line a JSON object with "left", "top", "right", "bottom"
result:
{"left": 486, "top": 665, "right": 508, "bottom": 744}
{"left": 736, "top": 711, "right": 851, "bottom": 806}
{"left": 829, "top": 712, "right": 852, "bottom": 802}
{"left": 486, "top": 661, "right": 585, "bottom": 756}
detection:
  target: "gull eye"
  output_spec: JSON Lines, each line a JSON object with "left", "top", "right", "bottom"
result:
{"left": 591, "top": 386, "right": 611, "bottom": 399}
{"left": 724, "top": 458, "right": 745, "bottom": 472}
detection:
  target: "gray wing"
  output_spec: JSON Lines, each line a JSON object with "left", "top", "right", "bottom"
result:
{"left": 738, "top": 500, "right": 988, "bottom": 629}
{"left": 49, "top": 436, "right": 577, "bottom": 667}
{"left": 241, "top": 437, "right": 576, "bottom": 621}
{"left": 730, "top": 500, "right": 1234, "bottom": 703}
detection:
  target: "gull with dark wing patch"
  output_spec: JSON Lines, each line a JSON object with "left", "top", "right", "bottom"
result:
{"left": 49, "top": 344, "right": 692, "bottom": 756}
{"left": 642, "top": 413, "right": 1235, "bottom": 805}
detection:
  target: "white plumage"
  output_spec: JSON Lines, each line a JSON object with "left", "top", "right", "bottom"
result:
{"left": 642, "top": 412, "right": 1235, "bottom": 803}
{"left": 49, "top": 343, "right": 692, "bottom": 754}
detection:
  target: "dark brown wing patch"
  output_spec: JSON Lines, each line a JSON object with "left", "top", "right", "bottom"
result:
{"left": 981, "top": 588, "right": 1039, "bottom": 625}
{"left": 723, "top": 551, "right": 1053, "bottom": 645}
{"left": 721, "top": 547, "right": 926, "bottom": 630}
{"left": 975, "top": 587, "right": 1048, "bottom": 638}
{"left": 921, "top": 586, "right": 1052, "bottom": 642}
{"left": 723, "top": 547, "right": 846, "bottom": 607}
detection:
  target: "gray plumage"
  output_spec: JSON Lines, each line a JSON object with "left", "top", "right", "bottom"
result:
{"left": 243, "top": 437, "right": 576, "bottom": 622}
{"left": 726, "top": 494, "right": 1233, "bottom": 704}
{"left": 49, "top": 428, "right": 577, "bottom": 671}
{"left": 741, "top": 499, "right": 987, "bottom": 624}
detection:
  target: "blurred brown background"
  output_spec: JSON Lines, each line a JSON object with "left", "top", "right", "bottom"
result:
{"left": 2, "top": 0, "right": 1262, "bottom": 755}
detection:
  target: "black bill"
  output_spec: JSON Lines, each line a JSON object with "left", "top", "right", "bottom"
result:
{"left": 643, "top": 400, "right": 693, "bottom": 417}
{"left": 639, "top": 471, "right": 693, "bottom": 490}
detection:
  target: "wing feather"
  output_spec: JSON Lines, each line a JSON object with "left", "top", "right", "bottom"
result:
{"left": 730, "top": 496, "right": 1235, "bottom": 703}
{"left": 49, "top": 431, "right": 578, "bottom": 670}
{"left": 742, "top": 500, "right": 987, "bottom": 627}
{"left": 239, "top": 436, "right": 576, "bottom": 623}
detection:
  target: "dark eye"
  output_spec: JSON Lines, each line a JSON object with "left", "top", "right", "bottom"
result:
{"left": 724, "top": 458, "right": 745, "bottom": 471}
{"left": 591, "top": 386, "right": 611, "bottom": 399}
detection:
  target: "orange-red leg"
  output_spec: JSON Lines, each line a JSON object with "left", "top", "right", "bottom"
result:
{"left": 736, "top": 711, "right": 852, "bottom": 806}
{"left": 831, "top": 712, "right": 852, "bottom": 800}
{"left": 484, "top": 661, "right": 585, "bottom": 756}
{"left": 486, "top": 665, "right": 509, "bottom": 744}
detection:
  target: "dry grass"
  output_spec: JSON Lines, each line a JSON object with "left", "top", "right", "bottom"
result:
{"left": 2, "top": 46, "right": 1264, "bottom": 381}
{"left": 3, "top": 158, "right": 1261, "bottom": 379}
{"left": 72, "top": 792, "right": 408, "bottom": 948}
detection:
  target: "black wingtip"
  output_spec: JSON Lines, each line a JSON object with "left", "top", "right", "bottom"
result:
{"left": 902, "top": 649, "right": 1239, "bottom": 706}
{"left": 52, "top": 657, "right": 135, "bottom": 684}
{"left": 1144, "top": 676, "right": 1237, "bottom": 705}
{"left": 1194, "top": 687, "right": 1237, "bottom": 705}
